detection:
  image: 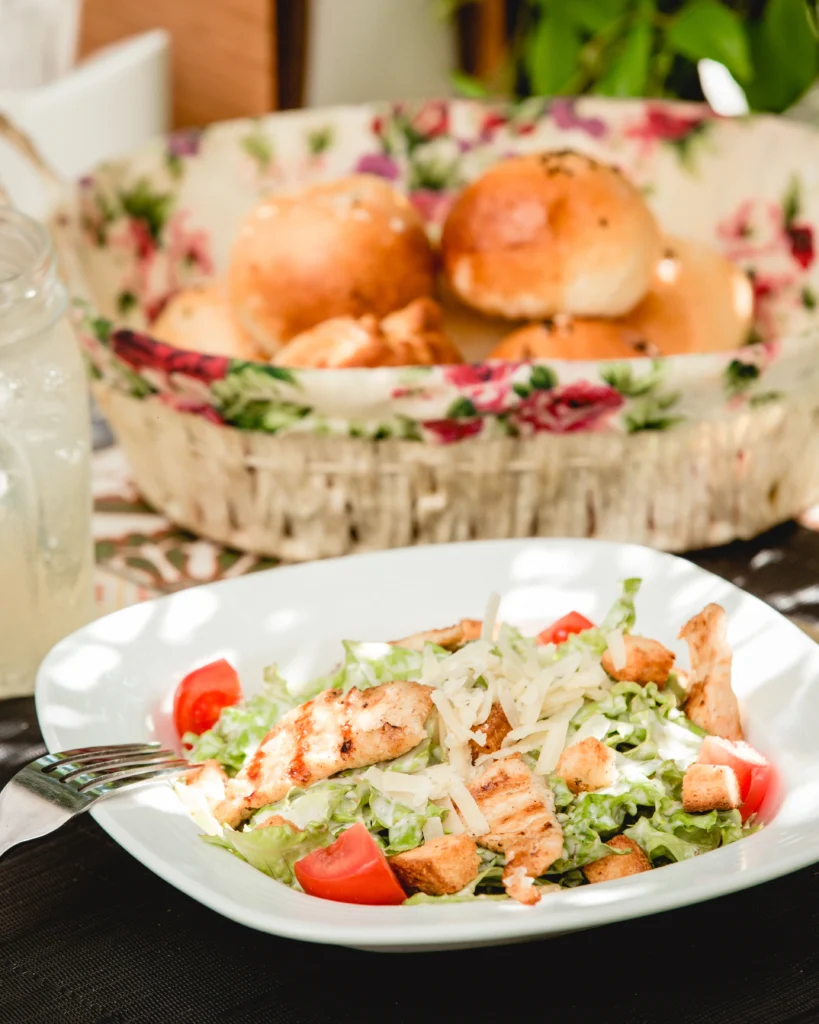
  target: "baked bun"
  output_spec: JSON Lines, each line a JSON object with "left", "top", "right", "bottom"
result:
{"left": 621, "top": 237, "right": 754, "bottom": 355}
{"left": 228, "top": 175, "right": 436, "bottom": 356}
{"left": 441, "top": 151, "right": 662, "bottom": 320}
{"left": 273, "top": 298, "right": 463, "bottom": 369}
{"left": 490, "top": 318, "right": 644, "bottom": 361}
{"left": 151, "top": 283, "right": 265, "bottom": 361}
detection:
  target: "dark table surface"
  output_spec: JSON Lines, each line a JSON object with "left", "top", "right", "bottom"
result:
{"left": 3, "top": 523, "right": 819, "bottom": 1024}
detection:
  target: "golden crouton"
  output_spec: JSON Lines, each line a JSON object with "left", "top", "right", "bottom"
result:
{"left": 583, "top": 835, "right": 652, "bottom": 884}
{"left": 601, "top": 635, "right": 675, "bottom": 686}
{"left": 389, "top": 834, "right": 480, "bottom": 896}
{"left": 682, "top": 762, "right": 741, "bottom": 812}
{"left": 555, "top": 737, "right": 617, "bottom": 794}
{"left": 256, "top": 814, "right": 300, "bottom": 832}
{"left": 471, "top": 702, "right": 512, "bottom": 760}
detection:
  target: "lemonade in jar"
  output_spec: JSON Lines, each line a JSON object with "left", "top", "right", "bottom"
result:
{"left": 0, "top": 208, "right": 94, "bottom": 696}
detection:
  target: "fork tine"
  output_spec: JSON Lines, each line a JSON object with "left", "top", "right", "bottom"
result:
{"left": 56, "top": 751, "right": 180, "bottom": 782}
{"left": 39, "top": 743, "right": 161, "bottom": 769}
{"left": 77, "top": 759, "right": 192, "bottom": 792}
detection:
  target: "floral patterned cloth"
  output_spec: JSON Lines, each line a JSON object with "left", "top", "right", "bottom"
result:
{"left": 53, "top": 97, "right": 819, "bottom": 446}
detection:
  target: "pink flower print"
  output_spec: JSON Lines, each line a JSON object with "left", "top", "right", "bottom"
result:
{"left": 514, "top": 381, "right": 624, "bottom": 434}
{"left": 409, "top": 189, "right": 455, "bottom": 229}
{"left": 166, "top": 211, "right": 215, "bottom": 276}
{"left": 423, "top": 418, "right": 483, "bottom": 443}
{"left": 444, "top": 363, "right": 519, "bottom": 414}
{"left": 355, "top": 153, "right": 400, "bottom": 180}
{"left": 550, "top": 100, "right": 607, "bottom": 139}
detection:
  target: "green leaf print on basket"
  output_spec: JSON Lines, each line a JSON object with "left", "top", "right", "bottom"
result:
{"left": 602, "top": 361, "right": 683, "bottom": 433}
{"left": 212, "top": 364, "right": 307, "bottom": 433}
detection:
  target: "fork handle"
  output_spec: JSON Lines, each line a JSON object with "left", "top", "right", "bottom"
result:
{"left": 0, "top": 783, "right": 71, "bottom": 859}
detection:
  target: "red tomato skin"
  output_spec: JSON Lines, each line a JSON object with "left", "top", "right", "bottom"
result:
{"left": 537, "top": 612, "right": 595, "bottom": 646}
{"left": 697, "top": 737, "right": 768, "bottom": 800}
{"left": 173, "top": 659, "right": 242, "bottom": 739}
{"left": 294, "top": 824, "right": 406, "bottom": 906}
{"left": 697, "top": 737, "right": 775, "bottom": 823}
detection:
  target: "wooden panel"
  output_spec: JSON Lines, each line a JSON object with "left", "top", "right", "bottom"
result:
{"left": 79, "top": 0, "right": 277, "bottom": 128}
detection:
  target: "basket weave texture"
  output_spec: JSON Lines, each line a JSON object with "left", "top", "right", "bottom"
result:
{"left": 97, "top": 387, "right": 819, "bottom": 560}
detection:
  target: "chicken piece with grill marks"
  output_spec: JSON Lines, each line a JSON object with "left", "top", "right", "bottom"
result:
{"left": 680, "top": 603, "right": 743, "bottom": 741}
{"left": 467, "top": 754, "right": 564, "bottom": 906}
{"left": 213, "top": 680, "right": 434, "bottom": 828}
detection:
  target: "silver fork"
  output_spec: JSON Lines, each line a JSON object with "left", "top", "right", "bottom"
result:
{"left": 0, "top": 742, "right": 192, "bottom": 858}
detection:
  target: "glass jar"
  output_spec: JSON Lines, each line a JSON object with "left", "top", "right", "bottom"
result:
{"left": 0, "top": 208, "right": 94, "bottom": 696}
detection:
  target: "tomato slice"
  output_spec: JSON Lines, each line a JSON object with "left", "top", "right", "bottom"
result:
{"left": 697, "top": 736, "right": 774, "bottom": 822}
{"left": 294, "top": 824, "right": 406, "bottom": 905}
{"left": 536, "top": 611, "right": 595, "bottom": 646}
{"left": 173, "top": 659, "right": 242, "bottom": 739}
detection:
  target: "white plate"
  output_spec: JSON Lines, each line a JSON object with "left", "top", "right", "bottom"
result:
{"left": 35, "top": 539, "right": 819, "bottom": 951}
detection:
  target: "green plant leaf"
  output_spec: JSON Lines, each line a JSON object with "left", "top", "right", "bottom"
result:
{"left": 526, "top": 8, "right": 582, "bottom": 95}
{"left": 450, "top": 70, "right": 489, "bottom": 98}
{"left": 744, "top": 0, "right": 818, "bottom": 112}
{"left": 667, "top": 0, "right": 752, "bottom": 83}
{"left": 593, "top": 20, "right": 651, "bottom": 96}
{"left": 566, "top": 0, "right": 622, "bottom": 33}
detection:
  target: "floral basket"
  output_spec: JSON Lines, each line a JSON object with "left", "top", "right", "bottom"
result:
{"left": 38, "top": 99, "right": 819, "bottom": 556}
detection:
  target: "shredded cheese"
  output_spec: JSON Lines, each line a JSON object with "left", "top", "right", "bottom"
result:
{"left": 422, "top": 816, "right": 445, "bottom": 842}
{"left": 605, "top": 629, "right": 627, "bottom": 671}
{"left": 481, "top": 592, "right": 501, "bottom": 642}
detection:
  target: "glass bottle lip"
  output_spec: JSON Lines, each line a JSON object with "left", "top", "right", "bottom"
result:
{"left": 0, "top": 206, "right": 53, "bottom": 286}
{"left": 0, "top": 207, "right": 65, "bottom": 345}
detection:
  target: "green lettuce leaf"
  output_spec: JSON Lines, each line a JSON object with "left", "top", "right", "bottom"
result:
{"left": 204, "top": 821, "right": 332, "bottom": 885}
{"left": 186, "top": 664, "right": 298, "bottom": 773}
{"left": 626, "top": 808, "right": 744, "bottom": 864}
{"left": 601, "top": 577, "right": 642, "bottom": 633}
{"left": 308, "top": 640, "right": 447, "bottom": 695}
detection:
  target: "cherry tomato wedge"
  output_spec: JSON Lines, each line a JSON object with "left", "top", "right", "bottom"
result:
{"left": 173, "top": 659, "right": 242, "bottom": 739}
{"left": 294, "top": 824, "right": 406, "bottom": 905}
{"left": 537, "top": 611, "right": 595, "bottom": 646}
{"left": 697, "top": 736, "right": 774, "bottom": 822}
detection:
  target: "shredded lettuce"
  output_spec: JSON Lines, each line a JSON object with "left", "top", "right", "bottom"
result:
{"left": 309, "top": 641, "right": 447, "bottom": 695}
{"left": 186, "top": 665, "right": 298, "bottom": 773}
{"left": 241, "top": 775, "right": 445, "bottom": 857}
{"left": 626, "top": 808, "right": 744, "bottom": 864}
{"left": 601, "top": 577, "right": 641, "bottom": 633}
{"left": 205, "top": 821, "right": 332, "bottom": 885}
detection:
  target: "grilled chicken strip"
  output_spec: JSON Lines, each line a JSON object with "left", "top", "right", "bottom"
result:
{"left": 467, "top": 754, "right": 564, "bottom": 906}
{"left": 679, "top": 603, "right": 743, "bottom": 741}
{"left": 214, "top": 680, "right": 434, "bottom": 827}
{"left": 391, "top": 619, "right": 483, "bottom": 652}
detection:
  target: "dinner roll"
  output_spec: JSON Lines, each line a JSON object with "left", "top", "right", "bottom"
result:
{"left": 273, "top": 298, "right": 463, "bottom": 369}
{"left": 441, "top": 151, "right": 662, "bottom": 320}
{"left": 228, "top": 175, "right": 436, "bottom": 356}
{"left": 151, "top": 283, "right": 266, "bottom": 361}
{"left": 490, "top": 318, "right": 645, "bottom": 361}
{"left": 621, "top": 237, "right": 754, "bottom": 355}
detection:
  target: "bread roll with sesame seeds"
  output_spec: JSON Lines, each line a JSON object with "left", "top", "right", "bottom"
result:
{"left": 441, "top": 151, "right": 662, "bottom": 320}
{"left": 227, "top": 175, "right": 436, "bottom": 356}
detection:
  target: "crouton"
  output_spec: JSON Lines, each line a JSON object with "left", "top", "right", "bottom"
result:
{"left": 601, "top": 635, "right": 675, "bottom": 686}
{"left": 391, "top": 619, "right": 483, "bottom": 652}
{"left": 471, "top": 702, "right": 512, "bottom": 760}
{"left": 583, "top": 835, "right": 652, "bottom": 884}
{"left": 256, "top": 814, "right": 300, "bottom": 831}
{"left": 680, "top": 604, "right": 743, "bottom": 741}
{"left": 682, "top": 762, "right": 741, "bottom": 812}
{"left": 555, "top": 737, "right": 617, "bottom": 793}
{"left": 389, "top": 834, "right": 479, "bottom": 896}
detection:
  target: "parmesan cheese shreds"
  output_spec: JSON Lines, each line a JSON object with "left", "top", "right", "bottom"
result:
{"left": 364, "top": 766, "right": 432, "bottom": 810}
{"left": 496, "top": 679, "right": 521, "bottom": 729}
{"left": 571, "top": 713, "right": 611, "bottom": 745}
{"left": 446, "top": 775, "right": 489, "bottom": 835}
{"left": 437, "top": 796, "right": 466, "bottom": 834}
{"left": 431, "top": 690, "right": 482, "bottom": 744}
{"left": 481, "top": 592, "right": 501, "bottom": 642}
{"left": 423, "top": 816, "right": 445, "bottom": 842}
{"left": 535, "top": 699, "right": 584, "bottom": 774}
{"left": 605, "top": 629, "right": 627, "bottom": 671}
